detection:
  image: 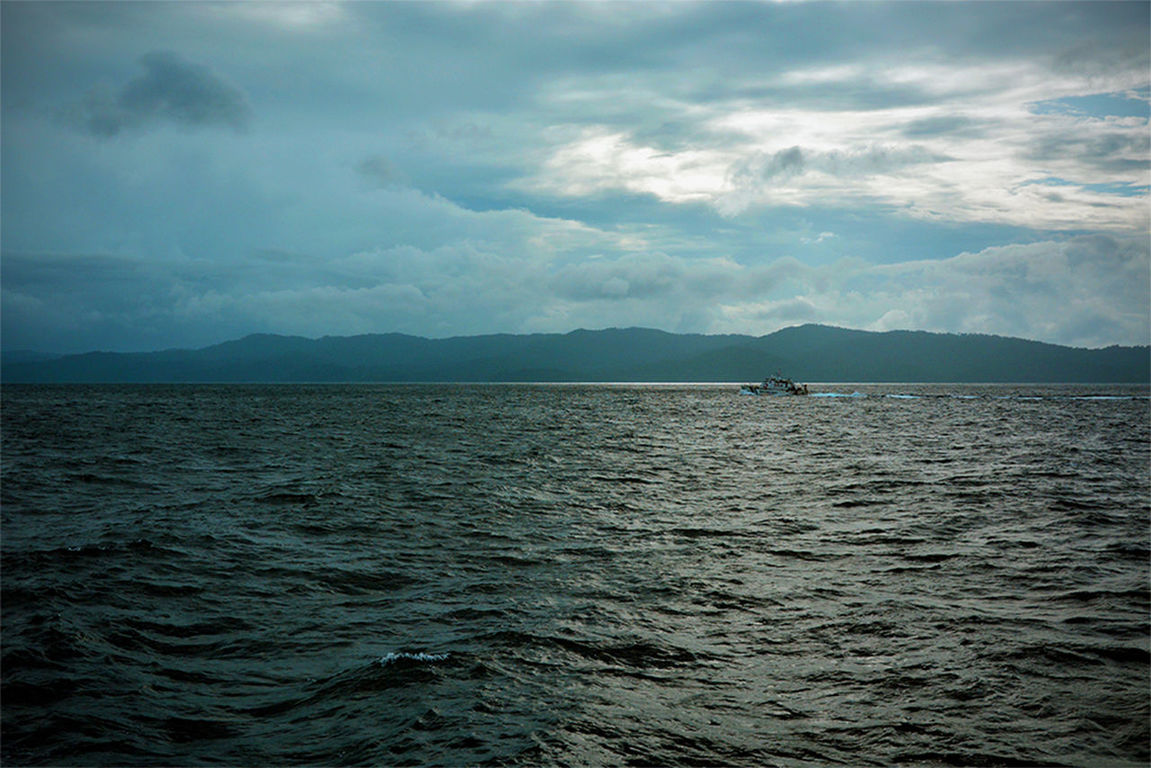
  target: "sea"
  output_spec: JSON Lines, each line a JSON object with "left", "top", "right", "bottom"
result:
{"left": 2, "top": 383, "right": 1148, "bottom": 767}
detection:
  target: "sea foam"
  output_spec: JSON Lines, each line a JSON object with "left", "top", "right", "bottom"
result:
{"left": 378, "top": 652, "right": 449, "bottom": 665}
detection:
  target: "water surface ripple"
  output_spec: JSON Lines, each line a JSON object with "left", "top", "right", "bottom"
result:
{"left": 2, "top": 383, "right": 1148, "bottom": 766}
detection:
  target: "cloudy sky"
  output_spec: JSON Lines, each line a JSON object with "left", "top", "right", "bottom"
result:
{"left": 2, "top": 1, "right": 1148, "bottom": 353}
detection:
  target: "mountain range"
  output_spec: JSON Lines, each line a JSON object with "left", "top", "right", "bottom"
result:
{"left": 2, "top": 325, "right": 1147, "bottom": 383}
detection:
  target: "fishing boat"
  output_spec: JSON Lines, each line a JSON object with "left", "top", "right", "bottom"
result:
{"left": 739, "top": 375, "right": 808, "bottom": 396}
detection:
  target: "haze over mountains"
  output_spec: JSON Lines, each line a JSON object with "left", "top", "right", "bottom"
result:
{"left": 3, "top": 325, "right": 1147, "bottom": 384}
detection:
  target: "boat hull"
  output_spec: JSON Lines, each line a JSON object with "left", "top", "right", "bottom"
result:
{"left": 739, "top": 376, "right": 808, "bottom": 396}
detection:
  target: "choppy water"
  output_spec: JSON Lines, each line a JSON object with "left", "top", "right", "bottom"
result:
{"left": 2, "top": 383, "right": 1148, "bottom": 767}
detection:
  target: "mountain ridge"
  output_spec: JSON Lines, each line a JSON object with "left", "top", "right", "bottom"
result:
{"left": 2, "top": 324, "right": 1147, "bottom": 383}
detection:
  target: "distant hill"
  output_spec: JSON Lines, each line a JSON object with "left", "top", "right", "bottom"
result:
{"left": 2, "top": 325, "right": 1147, "bottom": 383}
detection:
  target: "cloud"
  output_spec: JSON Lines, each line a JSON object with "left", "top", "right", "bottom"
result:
{"left": 525, "top": 34, "right": 1148, "bottom": 229}
{"left": 67, "top": 51, "right": 251, "bottom": 137}
{"left": 530, "top": 101, "right": 1147, "bottom": 230}
{"left": 357, "top": 155, "right": 406, "bottom": 188}
{"left": 206, "top": 2, "right": 349, "bottom": 32}
{"left": 729, "top": 145, "right": 806, "bottom": 187}
{"left": 526, "top": 235, "right": 1149, "bottom": 348}
{"left": 1, "top": 252, "right": 178, "bottom": 351}
{"left": 531, "top": 128, "right": 729, "bottom": 203}
{"left": 4, "top": 232, "right": 1147, "bottom": 353}
{"left": 844, "top": 235, "right": 1150, "bottom": 347}
{"left": 550, "top": 252, "right": 685, "bottom": 301}
{"left": 720, "top": 143, "right": 951, "bottom": 214}
{"left": 734, "top": 297, "right": 821, "bottom": 324}
{"left": 1026, "top": 123, "right": 1151, "bottom": 175}
{"left": 1, "top": 251, "right": 145, "bottom": 289}
{"left": 802, "top": 232, "right": 836, "bottom": 245}
{"left": 2, "top": 2, "right": 1147, "bottom": 354}
{"left": 900, "top": 115, "right": 978, "bottom": 137}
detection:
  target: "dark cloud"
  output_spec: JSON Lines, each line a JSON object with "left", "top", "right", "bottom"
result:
{"left": 901, "top": 115, "right": 977, "bottom": 137}
{"left": 730, "top": 146, "right": 806, "bottom": 188}
{"left": 766, "top": 146, "right": 806, "bottom": 177}
{"left": 1, "top": 251, "right": 144, "bottom": 289}
{"left": 1027, "top": 130, "right": 1151, "bottom": 174}
{"left": 357, "top": 155, "right": 405, "bottom": 187}
{"left": 1, "top": 251, "right": 169, "bottom": 352}
{"left": 721, "top": 80, "right": 941, "bottom": 112}
{"left": 821, "top": 145, "right": 952, "bottom": 175}
{"left": 69, "top": 51, "right": 250, "bottom": 137}
{"left": 1052, "top": 37, "right": 1150, "bottom": 80}
{"left": 731, "top": 144, "right": 946, "bottom": 190}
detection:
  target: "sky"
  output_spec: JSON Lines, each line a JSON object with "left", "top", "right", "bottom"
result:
{"left": 2, "top": 1, "right": 1149, "bottom": 354}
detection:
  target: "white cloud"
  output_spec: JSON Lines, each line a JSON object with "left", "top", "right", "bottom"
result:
{"left": 802, "top": 232, "right": 836, "bottom": 245}
{"left": 527, "top": 55, "right": 1148, "bottom": 231}
{"left": 531, "top": 128, "right": 729, "bottom": 203}
{"left": 710, "top": 235, "right": 1150, "bottom": 348}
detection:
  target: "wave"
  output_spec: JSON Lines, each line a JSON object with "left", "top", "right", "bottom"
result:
{"left": 3, "top": 383, "right": 1147, "bottom": 768}
{"left": 379, "top": 651, "right": 450, "bottom": 665}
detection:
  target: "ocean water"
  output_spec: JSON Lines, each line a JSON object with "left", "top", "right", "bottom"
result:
{"left": 2, "top": 383, "right": 1148, "bottom": 767}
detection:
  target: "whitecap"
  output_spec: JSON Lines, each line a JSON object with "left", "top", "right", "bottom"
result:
{"left": 1072, "top": 396, "right": 1134, "bottom": 401}
{"left": 378, "top": 652, "right": 449, "bottom": 665}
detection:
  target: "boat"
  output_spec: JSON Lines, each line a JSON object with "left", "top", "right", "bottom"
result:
{"left": 739, "top": 375, "right": 808, "bottom": 396}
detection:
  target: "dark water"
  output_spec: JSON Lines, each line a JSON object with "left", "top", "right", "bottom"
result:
{"left": 2, "top": 383, "right": 1148, "bottom": 767}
